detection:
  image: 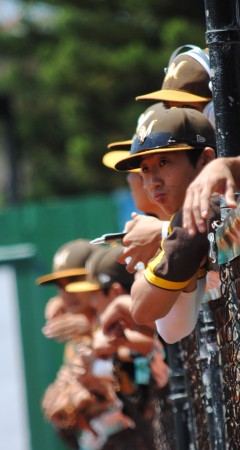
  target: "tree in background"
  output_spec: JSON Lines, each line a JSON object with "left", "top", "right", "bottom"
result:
{"left": 0, "top": 0, "right": 206, "bottom": 202}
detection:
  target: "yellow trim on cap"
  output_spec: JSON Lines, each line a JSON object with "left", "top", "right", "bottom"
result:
{"left": 36, "top": 268, "right": 88, "bottom": 285}
{"left": 103, "top": 151, "right": 131, "bottom": 169}
{"left": 103, "top": 151, "right": 140, "bottom": 172}
{"left": 107, "top": 140, "right": 132, "bottom": 149}
{"left": 66, "top": 280, "right": 101, "bottom": 293}
{"left": 136, "top": 89, "right": 211, "bottom": 103}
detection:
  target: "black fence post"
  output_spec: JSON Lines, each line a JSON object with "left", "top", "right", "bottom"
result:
{"left": 204, "top": 0, "right": 240, "bottom": 157}
{"left": 166, "top": 343, "right": 190, "bottom": 450}
{"left": 0, "top": 94, "right": 19, "bottom": 204}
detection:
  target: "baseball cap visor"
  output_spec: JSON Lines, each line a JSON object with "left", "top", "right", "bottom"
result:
{"left": 107, "top": 140, "right": 132, "bottom": 149}
{"left": 136, "top": 89, "right": 211, "bottom": 103}
{"left": 36, "top": 268, "right": 88, "bottom": 285}
{"left": 103, "top": 150, "right": 139, "bottom": 172}
{"left": 66, "top": 280, "right": 101, "bottom": 293}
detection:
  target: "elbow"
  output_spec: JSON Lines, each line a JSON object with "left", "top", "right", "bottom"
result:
{"left": 131, "top": 304, "right": 167, "bottom": 324}
{"left": 157, "top": 325, "right": 195, "bottom": 344}
{"left": 130, "top": 302, "right": 154, "bottom": 325}
{"left": 130, "top": 304, "right": 145, "bottom": 325}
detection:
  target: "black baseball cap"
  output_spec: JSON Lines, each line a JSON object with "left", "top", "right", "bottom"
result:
{"left": 114, "top": 106, "right": 215, "bottom": 171}
{"left": 66, "top": 245, "right": 134, "bottom": 293}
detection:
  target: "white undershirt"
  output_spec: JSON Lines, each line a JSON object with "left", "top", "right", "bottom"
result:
{"left": 155, "top": 277, "right": 206, "bottom": 344}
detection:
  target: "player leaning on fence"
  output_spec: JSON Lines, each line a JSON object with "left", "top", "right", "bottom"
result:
{"left": 114, "top": 106, "right": 220, "bottom": 326}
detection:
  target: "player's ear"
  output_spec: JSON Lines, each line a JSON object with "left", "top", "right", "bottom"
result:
{"left": 197, "top": 147, "right": 216, "bottom": 170}
{"left": 110, "top": 282, "right": 125, "bottom": 296}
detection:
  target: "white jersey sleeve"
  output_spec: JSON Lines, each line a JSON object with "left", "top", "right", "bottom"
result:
{"left": 155, "top": 277, "right": 206, "bottom": 344}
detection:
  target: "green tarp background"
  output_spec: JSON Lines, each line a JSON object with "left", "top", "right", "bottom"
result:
{"left": 0, "top": 190, "right": 133, "bottom": 450}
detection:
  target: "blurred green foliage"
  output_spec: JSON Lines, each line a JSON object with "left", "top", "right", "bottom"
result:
{"left": 0, "top": 0, "right": 206, "bottom": 201}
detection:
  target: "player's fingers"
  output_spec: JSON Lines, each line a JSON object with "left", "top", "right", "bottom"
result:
{"left": 191, "top": 190, "right": 207, "bottom": 234}
{"left": 183, "top": 188, "right": 198, "bottom": 235}
{"left": 124, "top": 255, "right": 139, "bottom": 273}
{"left": 198, "top": 185, "right": 214, "bottom": 222}
{"left": 116, "top": 248, "right": 129, "bottom": 264}
{"left": 225, "top": 179, "right": 237, "bottom": 208}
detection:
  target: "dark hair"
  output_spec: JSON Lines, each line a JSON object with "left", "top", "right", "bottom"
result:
{"left": 121, "top": 283, "right": 132, "bottom": 294}
{"left": 185, "top": 148, "right": 203, "bottom": 167}
{"left": 101, "top": 286, "right": 110, "bottom": 296}
{"left": 185, "top": 147, "right": 216, "bottom": 167}
{"left": 101, "top": 282, "right": 132, "bottom": 296}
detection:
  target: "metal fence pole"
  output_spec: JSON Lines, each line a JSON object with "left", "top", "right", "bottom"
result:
{"left": 0, "top": 95, "right": 19, "bottom": 203}
{"left": 203, "top": 3, "right": 240, "bottom": 448}
{"left": 204, "top": 0, "right": 240, "bottom": 157}
{"left": 166, "top": 343, "right": 190, "bottom": 450}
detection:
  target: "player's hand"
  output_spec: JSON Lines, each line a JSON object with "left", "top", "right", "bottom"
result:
{"left": 44, "top": 296, "right": 66, "bottom": 320}
{"left": 101, "top": 295, "right": 136, "bottom": 337}
{"left": 118, "top": 213, "right": 163, "bottom": 272}
{"left": 42, "top": 313, "right": 91, "bottom": 342}
{"left": 183, "top": 157, "right": 237, "bottom": 236}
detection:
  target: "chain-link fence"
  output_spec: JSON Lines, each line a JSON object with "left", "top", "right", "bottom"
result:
{"left": 161, "top": 203, "right": 240, "bottom": 449}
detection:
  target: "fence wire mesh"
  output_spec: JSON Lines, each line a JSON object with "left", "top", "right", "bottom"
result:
{"left": 171, "top": 210, "right": 240, "bottom": 449}
{"left": 215, "top": 259, "right": 240, "bottom": 449}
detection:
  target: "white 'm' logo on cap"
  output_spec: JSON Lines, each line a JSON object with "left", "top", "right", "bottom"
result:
{"left": 136, "top": 110, "right": 155, "bottom": 132}
{"left": 165, "top": 61, "right": 187, "bottom": 81}
{"left": 53, "top": 249, "right": 70, "bottom": 270}
{"left": 138, "top": 120, "right": 157, "bottom": 143}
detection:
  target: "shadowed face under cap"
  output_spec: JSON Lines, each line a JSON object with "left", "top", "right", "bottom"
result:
{"left": 114, "top": 106, "right": 215, "bottom": 172}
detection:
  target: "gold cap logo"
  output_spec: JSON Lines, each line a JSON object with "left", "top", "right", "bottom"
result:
{"left": 164, "top": 60, "right": 187, "bottom": 81}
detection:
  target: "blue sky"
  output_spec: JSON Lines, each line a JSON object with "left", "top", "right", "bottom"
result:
{"left": 0, "top": 0, "right": 58, "bottom": 27}
{"left": 0, "top": 0, "right": 21, "bottom": 24}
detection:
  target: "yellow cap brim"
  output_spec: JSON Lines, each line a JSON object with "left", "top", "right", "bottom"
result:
{"left": 102, "top": 151, "right": 139, "bottom": 172}
{"left": 66, "top": 280, "right": 101, "bottom": 293}
{"left": 107, "top": 140, "right": 132, "bottom": 149}
{"left": 36, "top": 268, "right": 88, "bottom": 285}
{"left": 136, "top": 89, "right": 211, "bottom": 103}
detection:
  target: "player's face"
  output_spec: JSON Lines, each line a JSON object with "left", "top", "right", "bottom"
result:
{"left": 59, "top": 287, "right": 93, "bottom": 314}
{"left": 89, "top": 289, "right": 110, "bottom": 315}
{"left": 126, "top": 172, "right": 154, "bottom": 212}
{"left": 140, "top": 151, "right": 198, "bottom": 216}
